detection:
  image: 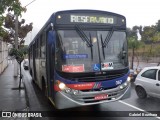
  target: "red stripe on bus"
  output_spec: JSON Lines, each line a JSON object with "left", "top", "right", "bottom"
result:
{"left": 66, "top": 82, "right": 95, "bottom": 90}
{"left": 54, "top": 85, "right": 61, "bottom": 91}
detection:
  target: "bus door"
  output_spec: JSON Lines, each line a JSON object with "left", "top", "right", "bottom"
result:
{"left": 46, "top": 31, "right": 55, "bottom": 98}
{"left": 50, "top": 43, "right": 55, "bottom": 98}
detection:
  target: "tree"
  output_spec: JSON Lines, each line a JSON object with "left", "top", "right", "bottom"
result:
{"left": 141, "top": 25, "right": 156, "bottom": 42}
{"left": 0, "top": 0, "right": 32, "bottom": 77}
{"left": 4, "top": 13, "right": 33, "bottom": 45}
{"left": 127, "top": 26, "right": 140, "bottom": 69}
{"left": 9, "top": 47, "right": 27, "bottom": 88}
{"left": 156, "top": 20, "right": 160, "bottom": 32}
{"left": 0, "top": 0, "right": 32, "bottom": 45}
{"left": 128, "top": 37, "right": 139, "bottom": 69}
{"left": 0, "top": 0, "right": 26, "bottom": 37}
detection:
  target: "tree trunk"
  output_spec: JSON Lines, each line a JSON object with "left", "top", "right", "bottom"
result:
{"left": 147, "top": 43, "right": 153, "bottom": 63}
{"left": 131, "top": 47, "right": 135, "bottom": 69}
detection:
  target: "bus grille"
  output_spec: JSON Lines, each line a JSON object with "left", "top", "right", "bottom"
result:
{"left": 72, "top": 72, "right": 126, "bottom": 82}
{"left": 81, "top": 86, "right": 117, "bottom": 92}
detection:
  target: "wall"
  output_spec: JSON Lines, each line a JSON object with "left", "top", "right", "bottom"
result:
{"left": 0, "top": 37, "right": 8, "bottom": 74}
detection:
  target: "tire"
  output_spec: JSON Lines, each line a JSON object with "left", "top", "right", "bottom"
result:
{"left": 135, "top": 86, "right": 147, "bottom": 99}
{"left": 29, "top": 69, "right": 32, "bottom": 76}
{"left": 42, "top": 79, "right": 47, "bottom": 97}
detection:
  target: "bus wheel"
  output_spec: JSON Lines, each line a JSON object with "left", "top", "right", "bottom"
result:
{"left": 29, "top": 69, "right": 32, "bottom": 76}
{"left": 42, "top": 78, "right": 47, "bottom": 97}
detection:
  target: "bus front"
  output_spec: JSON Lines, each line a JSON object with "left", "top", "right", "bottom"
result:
{"left": 53, "top": 10, "right": 131, "bottom": 109}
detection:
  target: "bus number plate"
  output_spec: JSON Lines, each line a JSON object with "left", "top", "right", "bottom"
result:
{"left": 94, "top": 94, "right": 108, "bottom": 100}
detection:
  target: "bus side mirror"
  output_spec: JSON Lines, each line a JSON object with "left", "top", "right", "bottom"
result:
{"left": 119, "top": 50, "right": 126, "bottom": 59}
{"left": 122, "top": 51, "right": 126, "bottom": 59}
{"left": 51, "top": 23, "right": 54, "bottom": 30}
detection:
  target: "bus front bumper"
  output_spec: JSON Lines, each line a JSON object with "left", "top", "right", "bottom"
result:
{"left": 54, "top": 83, "right": 131, "bottom": 109}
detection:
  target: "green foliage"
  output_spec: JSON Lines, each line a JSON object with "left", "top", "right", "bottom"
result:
{"left": 0, "top": 0, "right": 30, "bottom": 44}
{"left": 3, "top": 13, "right": 33, "bottom": 43}
{"left": 0, "top": 0, "right": 26, "bottom": 15}
{"left": 127, "top": 27, "right": 137, "bottom": 39}
{"left": 127, "top": 26, "right": 140, "bottom": 50}
{"left": 0, "top": 0, "right": 23, "bottom": 29}
{"left": 156, "top": 20, "right": 160, "bottom": 32}
{"left": 141, "top": 25, "right": 156, "bottom": 41}
{"left": 9, "top": 47, "right": 28, "bottom": 64}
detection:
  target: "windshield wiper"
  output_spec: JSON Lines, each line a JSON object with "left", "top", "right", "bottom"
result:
{"left": 100, "top": 34, "right": 105, "bottom": 59}
{"left": 102, "top": 27, "right": 114, "bottom": 47}
{"left": 75, "top": 25, "right": 93, "bottom": 59}
{"left": 89, "top": 33, "right": 93, "bottom": 59}
{"left": 75, "top": 25, "right": 92, "bottom": 47}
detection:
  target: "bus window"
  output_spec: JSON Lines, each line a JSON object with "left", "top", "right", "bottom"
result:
{"left": 40, "top": 33, "right": 46, "bottom": 58}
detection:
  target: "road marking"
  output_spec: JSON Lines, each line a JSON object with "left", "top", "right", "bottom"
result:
{"left": 119, "top": 100, "right": 160, "bottom": 119}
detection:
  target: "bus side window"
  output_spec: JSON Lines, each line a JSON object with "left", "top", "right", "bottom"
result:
{"left": 40, "top": 34, "right": 43, "bottom": 58}
{"left": 35, "top": 39, "right": 39, "bottom": 58}
{"left": 40, "top": 32, "right": 46, "bottom": 58}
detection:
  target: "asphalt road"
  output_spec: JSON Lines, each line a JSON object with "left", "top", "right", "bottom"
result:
{"left": 22, "top": 65, "right": 160, "bottom": 120}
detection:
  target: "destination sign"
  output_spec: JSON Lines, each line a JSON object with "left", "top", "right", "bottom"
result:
{"left": 55, "top": 12, "right": 123, "bottom": 25}
{"left": 70, "top": 15, "right": 114, "bottom": 24}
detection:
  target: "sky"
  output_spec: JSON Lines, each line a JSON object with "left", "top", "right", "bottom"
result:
{"left": 20, "top": 0, "right": 160, "bottom": 45}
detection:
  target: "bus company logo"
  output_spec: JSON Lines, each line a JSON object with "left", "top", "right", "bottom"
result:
{"left": 101, "top": 62, "right": 113, "bottom": 70}
{"left": 93, "top": 83, "right": 101, "bottom": 89}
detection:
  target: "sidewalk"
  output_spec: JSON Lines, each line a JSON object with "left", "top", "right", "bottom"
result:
{"left": 0, "top": 62, "right": 28, "bottom": 111}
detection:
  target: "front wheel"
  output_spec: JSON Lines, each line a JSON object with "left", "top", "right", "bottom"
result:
{"left": 135, "top": 86, "right": 147, "bottom": 99}
{"left": 42, "top": 79, "right": 48, "bottom": 97}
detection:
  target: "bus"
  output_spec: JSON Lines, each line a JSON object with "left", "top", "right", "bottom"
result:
{"left": 28, "top": 10, "right": 131, "bottom": 109}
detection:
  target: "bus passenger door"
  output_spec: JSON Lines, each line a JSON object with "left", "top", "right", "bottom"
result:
{"left": 46, "top": 30, "right": 56, "bottom": 99}
{"left": 50, "top": 44, "right": 55, "bottom": 98}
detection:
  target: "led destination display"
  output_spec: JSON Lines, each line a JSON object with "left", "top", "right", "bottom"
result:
{"left": 70, "top": 15, "right": 114, "bottom": 24}
{"left": 55, "top": 12, "right": 123, "bottom": 25}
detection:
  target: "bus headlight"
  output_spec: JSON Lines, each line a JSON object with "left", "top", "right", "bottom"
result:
{"left": 119, "top": 85, "right": 124, "bottom": 89}
{"left": 59, "top": 82, "right": 66, "bottom": 90}
{"left": 124, "top": 82, "right": 127, "bottom": 86}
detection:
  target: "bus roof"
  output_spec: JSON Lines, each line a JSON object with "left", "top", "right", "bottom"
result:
{"left": 54, "top": 9, "right": 125, "bottom": 18}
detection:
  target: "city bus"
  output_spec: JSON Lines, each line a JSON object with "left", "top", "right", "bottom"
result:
{"left": 28, "top": 10, "right": 131, "bottom": 109}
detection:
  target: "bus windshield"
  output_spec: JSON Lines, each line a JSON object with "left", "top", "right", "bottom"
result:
{"left": 55, "top": 29, "right": 127, "bottom": 73}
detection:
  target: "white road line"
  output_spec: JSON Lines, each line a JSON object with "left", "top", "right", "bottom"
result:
{"left": 119, "top": 100, "right": 160, "bottom": 119}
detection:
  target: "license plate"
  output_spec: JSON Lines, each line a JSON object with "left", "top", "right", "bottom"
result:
{"left": 94, "top": 94, "right": 108, "bottom": 100}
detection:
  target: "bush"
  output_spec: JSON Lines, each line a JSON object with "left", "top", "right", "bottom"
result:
{"left": 9, "top": 47, "right": 27, "bottom": 64}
